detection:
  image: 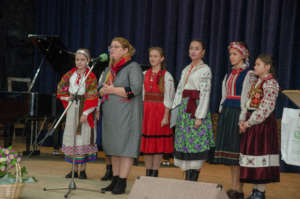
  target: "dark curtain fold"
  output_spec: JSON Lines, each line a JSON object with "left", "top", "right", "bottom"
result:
{"left": 34, "top": 0, "right": 300, "bottom": 116}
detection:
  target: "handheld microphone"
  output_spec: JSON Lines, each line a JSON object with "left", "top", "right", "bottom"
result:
{"left": 89, "top": 53, "right": 108, "bottom": 66}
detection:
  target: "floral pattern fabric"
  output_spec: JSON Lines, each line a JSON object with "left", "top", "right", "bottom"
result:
{"left": 174, "top": 98, "right": 215, "bottom": 156}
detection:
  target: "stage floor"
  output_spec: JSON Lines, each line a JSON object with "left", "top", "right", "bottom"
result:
{"left": 4, "top": 138, "right": 300, "bottom": 199}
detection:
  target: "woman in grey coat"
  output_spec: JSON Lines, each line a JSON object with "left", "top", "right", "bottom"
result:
{"left": 99, "top": 37, "right": 143, "bottom": 195}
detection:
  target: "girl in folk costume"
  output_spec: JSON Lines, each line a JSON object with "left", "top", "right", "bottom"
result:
{"left": 140, "top": 47, "right": 175, "bottom": 177}
{"left": 214, "top": 42, "right": 254, "bottom": 199}
{"left": 172, "top": 40, "right": 215, "bottom": 181}
{"left": 99, "top": 37, "right": 143, "bottom": 195}
{"left": 57, "top": 48, "right": 98, "bottom": 179}
{"left": 239, "top": 54, "right": 280, "bottom": 199}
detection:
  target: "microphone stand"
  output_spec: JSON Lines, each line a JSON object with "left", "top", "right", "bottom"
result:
{"left": 36, "top": 61, "right": 99, "bottom": 198}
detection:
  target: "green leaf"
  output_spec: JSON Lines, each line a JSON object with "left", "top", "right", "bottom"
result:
{"left": 21, "top": 167, "right": 28, "bottom": 176}
{"left": 11, "top": 159, "right": 17, "bottom": 166}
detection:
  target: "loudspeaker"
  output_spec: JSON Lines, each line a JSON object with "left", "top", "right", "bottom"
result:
{"left": 128, "top": 176, "right": 229, "bottom": 199}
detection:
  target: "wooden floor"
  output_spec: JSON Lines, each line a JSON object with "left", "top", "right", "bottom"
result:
{"left": 3, "top": 137, "right": 300, "bottom": 199}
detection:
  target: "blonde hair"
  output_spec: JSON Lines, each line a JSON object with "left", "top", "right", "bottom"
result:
{"left": 76, "top": 48, "right": 91, "bottom": 61}
{"left": 112, "top": 37, "right": 136, "bottom": 56}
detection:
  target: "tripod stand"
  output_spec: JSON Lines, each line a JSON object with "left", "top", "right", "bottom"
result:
{"left": 38, "top": 61, "right": 99, "bottom": 198}
{"left": 43, "top": 100, "right": 97, "bottom": 198}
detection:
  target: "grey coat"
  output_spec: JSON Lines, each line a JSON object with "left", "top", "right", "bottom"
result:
{"left": 101, "top": 61, "right": 143, "bottom": 158}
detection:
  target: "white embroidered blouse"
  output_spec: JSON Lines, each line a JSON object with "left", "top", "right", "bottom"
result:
{"left": 62, "top": 72, "right": 95, "bottom": 116}
{"left": 172, "top": 61, "right": 212, "bottom": 119}
{"left": 245, "top": 75, "right": 279, "bottom": 127}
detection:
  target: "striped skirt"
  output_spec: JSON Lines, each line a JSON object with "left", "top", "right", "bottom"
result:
{"left": 214, "top": 107, "right": 241, "bottom": 165}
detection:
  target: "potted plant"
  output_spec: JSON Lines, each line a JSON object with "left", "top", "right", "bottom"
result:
{"left": 0, "top": 146, "right": 36, "bottom": 199}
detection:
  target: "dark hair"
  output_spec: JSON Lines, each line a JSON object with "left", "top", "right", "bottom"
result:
{"left": 148, "top": 47, "right": 166, "bottom": 92}
{"left": 191, "top": 39, "right": 205, "bottom": 50}
{"left": 257, "top": 54, "right": 277, "bottom": 78}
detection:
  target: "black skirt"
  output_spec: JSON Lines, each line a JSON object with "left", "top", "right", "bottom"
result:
{"left": 213, "top": 106, "right": 241, "bottom": 165}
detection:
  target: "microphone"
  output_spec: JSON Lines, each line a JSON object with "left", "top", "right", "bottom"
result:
{"left": 89, "top": 53, "right": 108, "bottom": 66}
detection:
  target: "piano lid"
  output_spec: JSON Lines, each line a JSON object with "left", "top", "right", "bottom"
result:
{"left": 28, "top": 34, "right": 75, "bottom": 74}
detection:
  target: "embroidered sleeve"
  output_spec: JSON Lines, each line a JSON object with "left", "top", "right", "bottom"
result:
{"left": 239, "top": 71, "right": 254, "bottom": 121}
{"left": 246, "top": 79, "right": 279, "bottom": 127}
{"left": 163, "top": 71, "right": 175, "bottom": 109}
{"left": 57, "top": 69, "right": 75, "bottom": 108}
{"left": 172, "top": 66, "right": 187, "bottom": 108}
{"left": 83, "top": 73, "right": 99, "bottom": 126}
{"left": 125, "top": 63, "right": 143, "bottom": 99}
{"left": 195, "top": 67, "right": 212, "bottom": 119}
{"left": 219, "top": 75, "right": 227, "bottom": 113}
{"left": 83, "top": 107, "right": 95, "bottom": 116}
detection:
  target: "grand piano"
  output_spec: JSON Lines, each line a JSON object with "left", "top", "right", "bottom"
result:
{"left": 0, "top": 35, "right": 74, "bottom": 152}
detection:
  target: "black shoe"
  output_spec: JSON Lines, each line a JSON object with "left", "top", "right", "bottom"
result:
{"left": 65, "top": 171, "right": 78, "bottom": 178}
{"left": 146, "top": 169, "right": 153, "bottom": 176}
{"left": 190, "top": 169, "right": 199, "bottom": 181}
{"left": 237, "top": 192, "right": 245, "bottom": 199}
{"left": 247, "top": 189, "right": 258, "bottom": 199}
{"left": 79, "top": 170, "right": 87, "bottom": 179}
{"left": 185, "top": 170, "right": 192, "bottom": 180}
{"left": 133, "top": 158, "right": 139, "bottom": 166}
{"left": 101, "top": 165, "right": 113, "bottom": 181}
{"left": 151, "top": 170, "right": 158, "bottom": 177}
{"left": 112, "top": 177, "right": 127, "bottom": 195}
{"left": 185, "top": 169, "right": 199, "bottom": 181}
{"left": 100, "top": 176, "right": 119, "bottom": 193}
{"left": 227, "top": 190, "right": 244, "bottom": 199}
{"left": 251, "top": 190, "right": 265, "bottom": 199}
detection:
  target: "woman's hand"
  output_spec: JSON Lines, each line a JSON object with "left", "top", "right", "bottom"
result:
{"left": 194, "top": 119, "right": 202, "bottom": 129}
{"left": 80, "top": 114, "right": 88, "bottom": 123}
{"left": 101, "top": 83, "right": 115, "bottom": 95}
{"left": 95, "top": 110, "right": 100, "bottom": 121}
{"left": 239, "top": 121, "right": 247, "bottom": 133}
{"left": 161, "top": 115, "right": 169, "bottom": 127}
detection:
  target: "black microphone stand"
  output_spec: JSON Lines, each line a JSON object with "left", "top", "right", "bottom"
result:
{"left": 38, "top": 61, "right": 99, "bottom": 198}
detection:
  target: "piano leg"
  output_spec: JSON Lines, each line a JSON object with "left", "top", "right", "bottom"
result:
{"left": 23, "top": 119, "right": 40, "bottom": 155}
{"left": 23, "top": 120, "right": 31, "bottom": 154}
{"left": 3, "top": 124, "right": 13, "bottom": 148}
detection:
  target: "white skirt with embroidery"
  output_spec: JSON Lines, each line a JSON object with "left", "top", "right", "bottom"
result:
{"left": 62, "top": 101, "right": 98, "bottom": 156}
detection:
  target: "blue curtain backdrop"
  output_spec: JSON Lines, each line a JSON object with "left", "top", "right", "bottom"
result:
{"left": 34, "top": 0, "right": 300, "bottom": 115}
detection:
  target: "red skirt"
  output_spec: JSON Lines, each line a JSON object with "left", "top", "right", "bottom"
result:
{"left": 140, "top": 101, "right": 174, "bottom": 154}
{"left": 240, "top": 112, "right": 280, "bottom": 184}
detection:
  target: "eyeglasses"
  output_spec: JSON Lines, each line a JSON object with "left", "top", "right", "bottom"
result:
{"left": 108, "top": 45, "right": 123, "bottom": 50}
